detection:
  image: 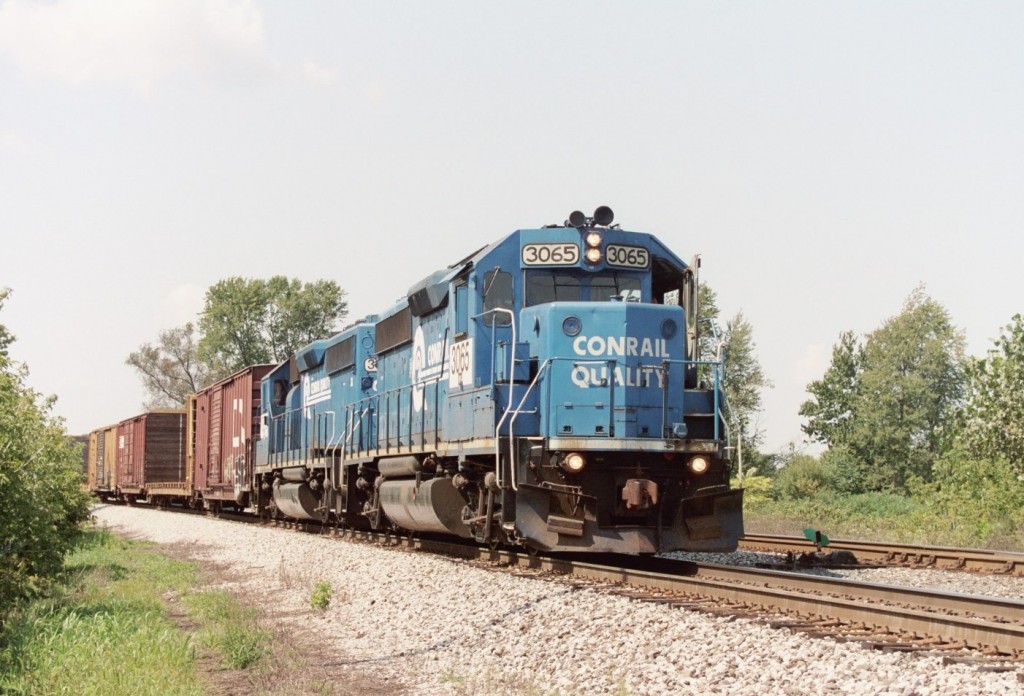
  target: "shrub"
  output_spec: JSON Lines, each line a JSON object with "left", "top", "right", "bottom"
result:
{"left": 309, "top": 581, "right": 332, "bottom": 611}
{"left": 0, "top": 291, "right": 92, "bottom": 618}
{"left": 914, "top": 446, "right": 1024, "bottom": 546}
{"left": 821, "top": 446, "right": 870, "bottom": 495}
{"left": 732, "top": 470, "right": 774, "bottom": 510}
{"left": 775, "top": 454, "right": 829, "bottom": 500}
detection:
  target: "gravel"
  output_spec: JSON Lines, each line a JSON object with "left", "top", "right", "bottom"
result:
{"left": 94, "top": 505, "right": 1023, "bottom": 695}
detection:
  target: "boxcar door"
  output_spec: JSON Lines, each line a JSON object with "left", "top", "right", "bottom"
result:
{"left": 210, "top": 387, "right": 223, "bottom": 484}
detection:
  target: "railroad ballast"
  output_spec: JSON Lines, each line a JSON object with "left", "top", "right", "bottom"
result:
{"left": 87, "top": 207, "right": 744, "bottom": 554}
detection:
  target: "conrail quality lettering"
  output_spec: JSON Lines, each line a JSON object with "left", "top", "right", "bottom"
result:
{"left": 570, "top": 335, "right": 669, "bottom": 388}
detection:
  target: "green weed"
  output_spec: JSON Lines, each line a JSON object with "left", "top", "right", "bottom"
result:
{"left": 309, "top": 580, "right": 333, "bottom": 611}
{"left": 186, "top": 590, "right": 269, "bottom": 669}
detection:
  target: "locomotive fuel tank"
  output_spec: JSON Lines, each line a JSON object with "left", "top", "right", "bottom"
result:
{"left": 378, "top": 477, "right": 472, "bottom": 538}
{"left": 273, "top": 481, "right": 321, "bottom": 520}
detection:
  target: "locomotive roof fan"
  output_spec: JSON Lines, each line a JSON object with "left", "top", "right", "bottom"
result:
{"left": 566, "top": 206, "right": 615, "bottom": 228}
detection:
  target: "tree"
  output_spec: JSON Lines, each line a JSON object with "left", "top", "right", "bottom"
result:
{"left": 696, "top": 283, "right": 722, "bottom": 364}
{"left": 800, "top": 331, "right": 862, "bottom": 448}
{"left": 0, "top": 289, "right": 91, "bottom": 615}
{"left": 958, "top": 314, "right": 1024, "bottom": 475}
{"left": 856, "top": 287, "right": 965, "bottom": 488}
{"left": 198, "top": 276, "right": 348, "bottom": 377}
{"left": 799, "top": 287, "right": 965, "bottom": 493}
{"left": 264, "top": 277, "right": 348, "bottom": 362}
{"left": 126, "top": 322, "right": 210, "bottom": 408}
{"left": 0, "top": 288, "right": 13, "bottom": 357}
{"left": 693, "top": 284, "right": 772, "bottom": 479}
{"left": 722, "top": 310, "right": 772, "bottom": 448}
{"left": 905, "top": 315, "right": 1024, "bottom": 544}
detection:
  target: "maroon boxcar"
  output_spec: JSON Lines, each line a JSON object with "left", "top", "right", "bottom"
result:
{"left": 115, "top": 410, "right": 187, "bottom": 501}
{"left": 188, "top": 365, "right": 274, "bottom": 509}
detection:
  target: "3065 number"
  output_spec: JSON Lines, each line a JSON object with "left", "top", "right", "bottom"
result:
{"left": 522, "top": 243, "right": 580, "bottom": 266}
{"left": 605, "top": 245, "right": 650, "bottom": 268}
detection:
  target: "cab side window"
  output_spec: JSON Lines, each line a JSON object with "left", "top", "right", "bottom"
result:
{"left": 454, "top": 284, "right": 468, "bottom": 335}
{"left": 482, "top": 269, "right": 513, "bottom": 326}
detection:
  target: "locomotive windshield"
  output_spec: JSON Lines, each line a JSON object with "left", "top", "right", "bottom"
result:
{"left": 526, "top": 270, "right": 642, "bottom": 305}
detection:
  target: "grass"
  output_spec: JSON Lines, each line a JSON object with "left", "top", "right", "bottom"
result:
{"left": 0, "top": 526, "right": 271, "bottom": 695}
{"left": 745, "top": 492, "right": 1024, "bottom": 550}
{"left": 186, "top": 590, "right": 269, "bottom": 669}
{"left": 0, "top": 528, "right": 202, "bottom": 695}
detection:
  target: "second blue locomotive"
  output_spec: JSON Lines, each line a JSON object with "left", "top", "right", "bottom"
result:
{"left": 254, "top": 207, "right": 743, "bottom": 554}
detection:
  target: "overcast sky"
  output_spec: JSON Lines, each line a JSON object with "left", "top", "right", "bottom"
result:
{"left": 1, "top": 1, "right": 1021, "bottom": 454}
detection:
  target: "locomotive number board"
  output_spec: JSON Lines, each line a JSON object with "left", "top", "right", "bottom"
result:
{"left": 605, "top": 245, "right": 650, "bottom": 269}
{"left": 521, "top": 243, "right": 580, "bottom": 266}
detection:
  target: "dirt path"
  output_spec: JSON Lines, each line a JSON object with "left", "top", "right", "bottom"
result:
{"left": 159, "top": 540, "right": 400, "bottom": 696}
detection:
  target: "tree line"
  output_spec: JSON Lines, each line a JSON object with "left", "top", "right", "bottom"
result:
{"left": 128, "top": 277, "right": 348, "bottom": 407}
{"left": 795, "top": 286, "right": 1023, "bottom": 497}
{"left": 696, "top": 280, "right": 1023, "bottom": 534}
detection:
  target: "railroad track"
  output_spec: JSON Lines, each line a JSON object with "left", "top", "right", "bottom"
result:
{"left": 739, "top": 533, "right": 1024, "bottom": 575}
{"left": 133, "top": 506, "right": 1024, "bottom": 669}
{"left": 271, "top": 521, "right": 1024, "bottom": 665}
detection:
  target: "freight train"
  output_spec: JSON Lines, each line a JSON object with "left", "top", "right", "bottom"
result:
{"left": 87, "top": 207, "right": 743, "bottom": 554}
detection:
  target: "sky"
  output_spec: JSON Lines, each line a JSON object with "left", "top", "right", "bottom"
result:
{"left": 1, "top": 1, "right": 1022, "bottom": 455}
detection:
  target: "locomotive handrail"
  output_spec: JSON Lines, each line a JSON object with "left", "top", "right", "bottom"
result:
{"left": 313, "top": 407, "right": 337, "bottom": 450}
{"left": 506, "top": 357, "right": 554, "bottom": 491}
{"left": 345, "top": 396, "right": 375, "bottom": 458}
{"left": 661, "top": 357, "right": 724, "bottom": 441}
{"left": 343, "top": 404, "right": 372, "bottom": 458}
{"left": 322, "top": 410, "right": 341, "bottom": 453}
{"left": 485, "top": 308, "right": 516, "bottom": 490}
{"left": 345, "top": 375, "right": 445, "bottom": 458}
{"left": 268, "top": 405, "right": 336, "bottom": 468}
{"left": 269, "top": 410, "right": 292, "bottom": 468}
{"left": 718, "top": 409, "right": 731, "bottom": 453}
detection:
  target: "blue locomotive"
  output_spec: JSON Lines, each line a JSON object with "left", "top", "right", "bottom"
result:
{"left": 254, "top": 207, "right": 743, "bottom": 554}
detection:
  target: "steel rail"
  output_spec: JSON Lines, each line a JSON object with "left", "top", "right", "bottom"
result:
{"left": 686, "top": 562, "right": 1024, "bottom": 626}
{"left": 740, "top": 533, "right": 1024, "bottom": 575}
{"left": 377, "top": 536, "right": 1024, "bottom": 655}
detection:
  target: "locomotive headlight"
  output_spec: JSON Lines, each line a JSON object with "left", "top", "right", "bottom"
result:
{"left": 561, "top": 452, "right": 587, "bottom": 474}
{"left": 585, "top": 248, "right": 602, "bottom": 264}
{"left": 585, "top": 231, "right": 602, "bottom": 248}
{"left": 688, "top": 456, "right": 710, "bottom": 475}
